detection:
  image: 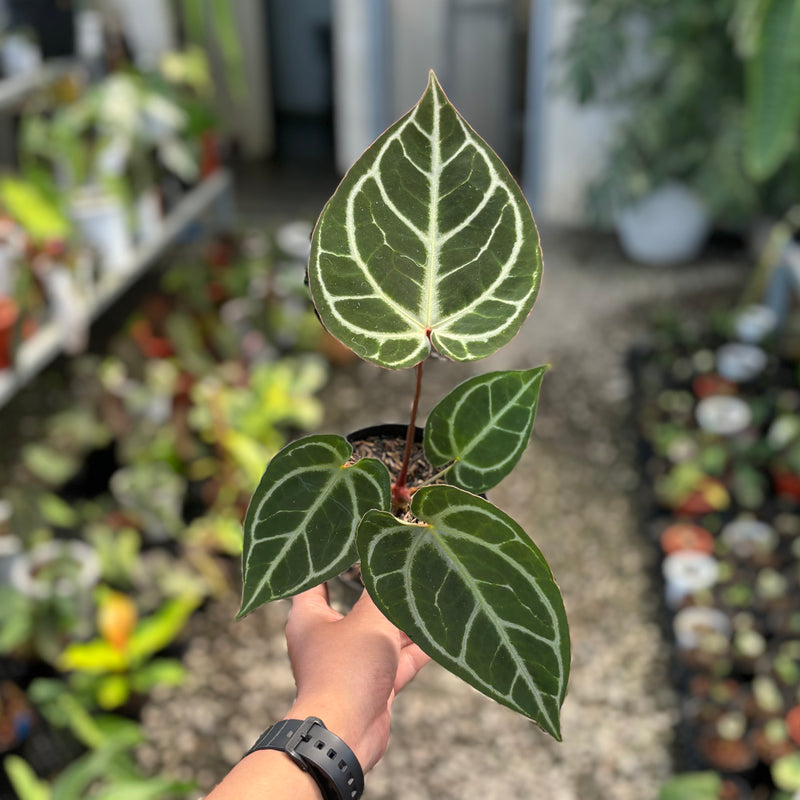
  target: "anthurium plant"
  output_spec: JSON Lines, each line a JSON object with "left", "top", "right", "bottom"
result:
{"left": 239, "top": 72, "right": 570, "bottom": 739}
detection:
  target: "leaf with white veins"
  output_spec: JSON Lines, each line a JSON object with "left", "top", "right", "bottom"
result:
{"left": 308, "top": 71, "right": 541, "bottom": 369}
{"left": 240, "top": 435, "right": 390, "bottom": 615}
{"left": 357, "top": 485, "right": 569, "bottom": 738}
{"left": 424, "top": 367, "right": 547, "bottom": 494}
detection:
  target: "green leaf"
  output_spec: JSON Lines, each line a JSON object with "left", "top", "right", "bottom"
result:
{"left": 744, "top": 0, "right": 800, "bottom": 179}
{"left": 240, "top": 435, "right": 391, "bottom": 614}
{"left": 59, "top": 640, "right": 128, "bottom": 674}
{"left": 127, "top": 595, "right": 200, "bottom": 663}
{"left": 658, "top": 772, "right": 722, "bottom": 800}
{"left": 0, "top": 177, "right": 71, "bottom": 243}
{"left": 95, "top": 674, "right": 131, "bottom": 710}
{"left": 773, "top": 752, "right": 800, "bottom": 792}
{"left": 357, "top": 486, "right": 569, "bottom": 737}
{"left": 308, "top": 71, "right": 541, "bottom": 369}
{"left": 92, "top": 777, "right": 196, "bottom": 800}
{"left": 130, "top": 658, "right": 186, "bottom": 693}
{"left": 424, "top": 367, "right": 547, "bottom": 494}
{"left": 4, "top": 755, "right": 51, "bottom": 800}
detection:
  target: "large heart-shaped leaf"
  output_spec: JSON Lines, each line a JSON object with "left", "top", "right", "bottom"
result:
{"left": 239, "top": 435, "right": 390, "bottom": 615}
{"left": 357, "top": 486, "right": 570, "bottom": 738}
{"left": 308, "top": 71, "right": 541, "bottom": 369}
{"left": 424, "top": 367, "right": 547, "bottom": 494}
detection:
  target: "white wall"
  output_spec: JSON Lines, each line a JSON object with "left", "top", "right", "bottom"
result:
{"left": 530, "top": 0, "right": 624, "bottom": 227}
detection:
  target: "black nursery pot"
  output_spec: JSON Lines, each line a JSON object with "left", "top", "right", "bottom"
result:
{"left": 334, "top": 425, "right": 425, "bottom": 602}
{"left": 346, "top": 424, "right": 423, "bottom": 447}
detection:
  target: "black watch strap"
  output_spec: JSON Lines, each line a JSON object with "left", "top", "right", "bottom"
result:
{"left": 245, "top": 716, "right": 364, "bottom": 800}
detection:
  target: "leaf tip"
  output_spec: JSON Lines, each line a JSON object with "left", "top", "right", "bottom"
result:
{"left": 537, "top": 714, "right": 563, "bottom": 742}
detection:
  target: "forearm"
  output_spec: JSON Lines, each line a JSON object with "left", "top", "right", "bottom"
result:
{"left": 205, "top": 749, "right": 322, "bottom": 800}
{"left": 205, "top": 700, "right": 372, "bottom": 800}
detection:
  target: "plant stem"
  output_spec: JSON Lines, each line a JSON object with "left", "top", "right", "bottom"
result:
{"left": 393, "top": 360, "right": 424, "bottom": 504}
{"left": 412, "top": 461, "right": 456, "bottom": 491}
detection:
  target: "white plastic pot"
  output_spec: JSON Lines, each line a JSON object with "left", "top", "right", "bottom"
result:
{"left": 663, "top": 551, "right": 720, "bottom": 608}
{"left": 673, "top": 606, "right": 731, "bottom": 651}
{"left": 716, "top": 343, "right": 767, "bottom": 383}
{"left": 70, "top": 188, "right": 133, "bottom": 274}
{"left": 615, "top": 182, "right": 711, "bottom": 266}
{"left": 135, "top": 188, "right": 163, "bottom": 244}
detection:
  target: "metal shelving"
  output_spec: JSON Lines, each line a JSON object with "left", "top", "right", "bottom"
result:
{"left": 0, "top": 168, "right": 234, "bottom": 410}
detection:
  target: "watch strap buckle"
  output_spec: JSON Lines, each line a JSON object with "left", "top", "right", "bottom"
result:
{"left": 284, "top": 716, "right": 326, "bottom": 771}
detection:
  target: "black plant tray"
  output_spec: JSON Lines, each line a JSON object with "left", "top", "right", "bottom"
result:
{"left": 629, "top": 325, "right": 800, "bottom": 798}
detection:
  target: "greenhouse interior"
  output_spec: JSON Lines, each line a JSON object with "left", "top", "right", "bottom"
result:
{"left": 1, "top": 2, "right": 800, "bottom": 799}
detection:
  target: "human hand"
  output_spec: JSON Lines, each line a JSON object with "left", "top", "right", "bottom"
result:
{"left": 284, "top": 583, "right": 430, "bottom": 772}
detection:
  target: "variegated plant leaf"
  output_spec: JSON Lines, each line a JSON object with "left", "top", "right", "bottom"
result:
{"left": 424, "top": 367, "right": 547, "bottom": 494}
{"left": 357, "top": 486, "right": 570, "bottom": 738}
{"left": 308, "top": 71, "right": 541, "bottom": 370}
{"left": 239, "top": 435, "right": 390, "bottom": 615}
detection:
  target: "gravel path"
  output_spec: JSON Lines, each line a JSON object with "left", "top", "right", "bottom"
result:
{"left": 139, "top": 228, "right": 750, "bottom": 798}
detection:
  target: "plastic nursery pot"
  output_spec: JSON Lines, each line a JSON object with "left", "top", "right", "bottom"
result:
{"left": 715, "top": 344, "right": 768, "bottom": 384}
{"left": 69, "top": 187, "right": 133, "bottom": 274}
{"left": 696, "top": 714, "right": 758, "bottom": 774}
{"left": 337, "top": 425, "right": 454, "bottom": 598}
{"left": 734, "top": 305, "right": 778, "bottom": 344}
{"left": 695, "top": 396, "right": 752, "bottom": 437}
{"left": 673, "top": 606, "right": 731, "bottom": 653}
{"left": 346, "top": 423, "right": 426, "bottom": 485}
{"left": 663, "top": 551, "right": 720, "bottom": 609}
{"left": 660, "top": 523, "right": 716, "bottom": 555}
{"left": 786, "top": 706, "right": 800, "bottom": 747}
{"left": 614, "top": 182, "right": 711, "bottom": 266}
{"left": 773, "top": 471, "right": 800, "bottom": 502}
{"left": 129, "top": 318, "right": 175, "bottom": 359}
{"left": 692, "top": 373, "right": 737, "bottom": 400}
{"left": 720, "top": 518, "right": 779, "bottom": 566}
{"left": 0, "top": 295, "right": 19, "bottom": 370}
{"left": 752, "top": 717, "right": 796, "bottom": 766}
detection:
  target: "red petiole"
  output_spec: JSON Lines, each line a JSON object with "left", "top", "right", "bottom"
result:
{"left": 391, "top": 357, "right": 426, "bottom": 510}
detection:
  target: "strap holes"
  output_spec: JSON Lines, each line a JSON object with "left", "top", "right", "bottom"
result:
{"left": 338, "top": 759, "right": 348, "bottom": 771}
{"left": 347, "top": 777, "right": 355, "bottom": 786}
{"left": 315, "top": 741, "right": 325, "bottom": 750}
{"left": 327, "top": 748, "right": 337, "bottom": 759}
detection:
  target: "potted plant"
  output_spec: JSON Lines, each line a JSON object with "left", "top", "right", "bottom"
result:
{"left": 237, "top": 73, "right": 570, "bottom": 739}
{"left": 56, "top": 590, "right": 199, "bottom": 713}
{"left": 559, "top": 0, "right": 800, "bottom": 253}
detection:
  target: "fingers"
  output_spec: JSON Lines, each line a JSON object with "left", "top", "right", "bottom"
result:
{"left": 351, "top": 591, "right": 432, "bottom": 688}
{"left": 288, "top": 583, "right": 341, "bottom": 630}
{"left": 395, "top": 643, "right": 431, "bottom": 693}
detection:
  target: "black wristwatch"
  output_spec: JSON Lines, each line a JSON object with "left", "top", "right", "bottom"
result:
{"left": 244, "top": 716, "right": 364, "bottom": 800}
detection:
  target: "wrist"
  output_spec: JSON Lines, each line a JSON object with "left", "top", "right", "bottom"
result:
{"left": 285, "top": 699, "right": 361, "bottom": 753}
{"left": 285, "top": 699, "right": 378, "bottom": 771}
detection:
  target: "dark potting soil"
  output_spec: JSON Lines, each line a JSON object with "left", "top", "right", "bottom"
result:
{"left": 349, "top": 434, "right": 441, "bottom": 493}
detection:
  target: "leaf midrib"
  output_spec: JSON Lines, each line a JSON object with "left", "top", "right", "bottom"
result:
{"left": 413, "top": 517, "right": 558, "bottom": 732}
{"left": 248, "top": 467, "right": 341, "bottom": 596}
{"left": 450, "top": 373, "right": 539, "bottom": 469}
{"left": 423, "top": 79, "right": 442, "bottom": 330}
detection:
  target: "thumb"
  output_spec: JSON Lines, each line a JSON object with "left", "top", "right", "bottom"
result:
{"left": 288, "top": 584, "right": 341, "bottom": 631}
